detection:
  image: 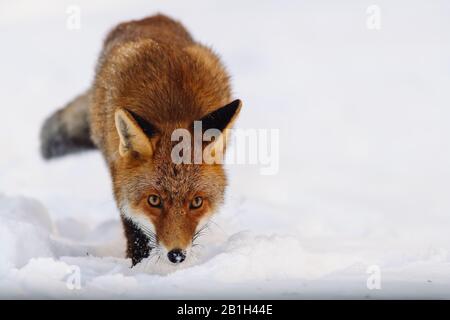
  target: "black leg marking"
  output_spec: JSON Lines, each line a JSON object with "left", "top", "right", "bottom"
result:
{"left": 122, "top": 217, "right": 152, "bottom": 266}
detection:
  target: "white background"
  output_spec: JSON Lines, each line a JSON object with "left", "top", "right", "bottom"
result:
{"left": 0, "top": 0, "right": 450, "bottom": 298}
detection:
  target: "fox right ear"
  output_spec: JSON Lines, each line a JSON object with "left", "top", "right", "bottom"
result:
{"left": 114, "top": 108, "right": 155, "bottom": 158}
{"left": 200, "top": 99, "right": 242, "bottom": 133}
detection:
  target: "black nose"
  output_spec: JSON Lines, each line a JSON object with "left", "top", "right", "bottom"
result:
{"left": 167, "top": 249, "right": 186, "bottom": 264}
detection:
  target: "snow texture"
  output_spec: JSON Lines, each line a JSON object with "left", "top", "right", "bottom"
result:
{"left": 1, "top": 0, "right": 450, "bottom": 298}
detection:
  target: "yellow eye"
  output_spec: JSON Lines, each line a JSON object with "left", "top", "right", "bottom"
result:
{"left": 148, "top": 195, "right": 162, "bottom": 208}
{"left": 190, "top": 196, "right": 203, "bottom": 209}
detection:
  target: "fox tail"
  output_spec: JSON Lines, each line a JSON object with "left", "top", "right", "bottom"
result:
{"left": 40, "top": 90, "right": 96, "bottom": 159}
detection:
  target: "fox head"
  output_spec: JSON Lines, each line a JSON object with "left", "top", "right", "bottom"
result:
{"left": 112, "top": 99, "right": 242, "bottom": 265}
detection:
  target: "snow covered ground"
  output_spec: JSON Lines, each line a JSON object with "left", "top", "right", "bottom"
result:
{"left": 1, "top": 0, "right": 450, "bottom": 298}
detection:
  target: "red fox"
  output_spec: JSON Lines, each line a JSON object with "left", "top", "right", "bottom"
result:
{"left": 40, "top": 14, "right": 242, "bottom": 266}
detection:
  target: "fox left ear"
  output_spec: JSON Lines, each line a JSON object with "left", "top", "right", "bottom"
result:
{"left": 114, "top": 108, "right": 157, "bottom": 158}
{"left": 200, "top": 99, "right": 242, "bottom": 133}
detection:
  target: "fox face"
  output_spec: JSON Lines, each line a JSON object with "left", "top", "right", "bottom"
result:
{"left": 112, "top": 100, "right": 241, "bottom": 265}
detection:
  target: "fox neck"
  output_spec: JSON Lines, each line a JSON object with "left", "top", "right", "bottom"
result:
{"left": 122, "top": 217, "right": 152, "bottom": 266}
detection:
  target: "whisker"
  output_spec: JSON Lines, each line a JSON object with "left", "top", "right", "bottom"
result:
{"left": 192, "top": 228, "right": 208, "bottom": 242}
{"left": 156, "top": 254, "right": 162, "bottom": 265}
{"left": 193, "top": 223, "right": 210, "bottom": 240}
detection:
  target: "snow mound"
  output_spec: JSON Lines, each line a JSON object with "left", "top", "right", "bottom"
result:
{"left": 0, "top": 195, "right": 54, "bottom": 272}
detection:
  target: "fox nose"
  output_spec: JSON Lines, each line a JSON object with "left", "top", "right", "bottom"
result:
{"left": 167, "top": 249, "right": 186, "bottom": 264}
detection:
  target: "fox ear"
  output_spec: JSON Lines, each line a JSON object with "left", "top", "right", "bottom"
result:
{"left": 200, "top": 99, "right": 242, "bottom": 133}
{"left": 196, "top": 99, "right": 242, "bottom": 161}
{"left": 114, "top": 108, "right": 156, "bottom": 158}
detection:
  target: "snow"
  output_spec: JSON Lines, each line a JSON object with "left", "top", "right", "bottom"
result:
{"left": 1, "top": 0, "right": 450, "bottom": 298}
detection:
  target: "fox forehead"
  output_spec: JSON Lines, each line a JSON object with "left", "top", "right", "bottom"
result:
{"left": 152, "top": 163, "right": 204, "bottom": 199}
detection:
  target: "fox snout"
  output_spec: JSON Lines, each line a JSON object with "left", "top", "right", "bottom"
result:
{"left": 155, "top": 215, "right": 197, "bottom": 264}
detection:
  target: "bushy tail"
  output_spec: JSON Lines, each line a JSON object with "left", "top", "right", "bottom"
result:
{"left": 40, "top": 90, "right": 96, "bottom": 159}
